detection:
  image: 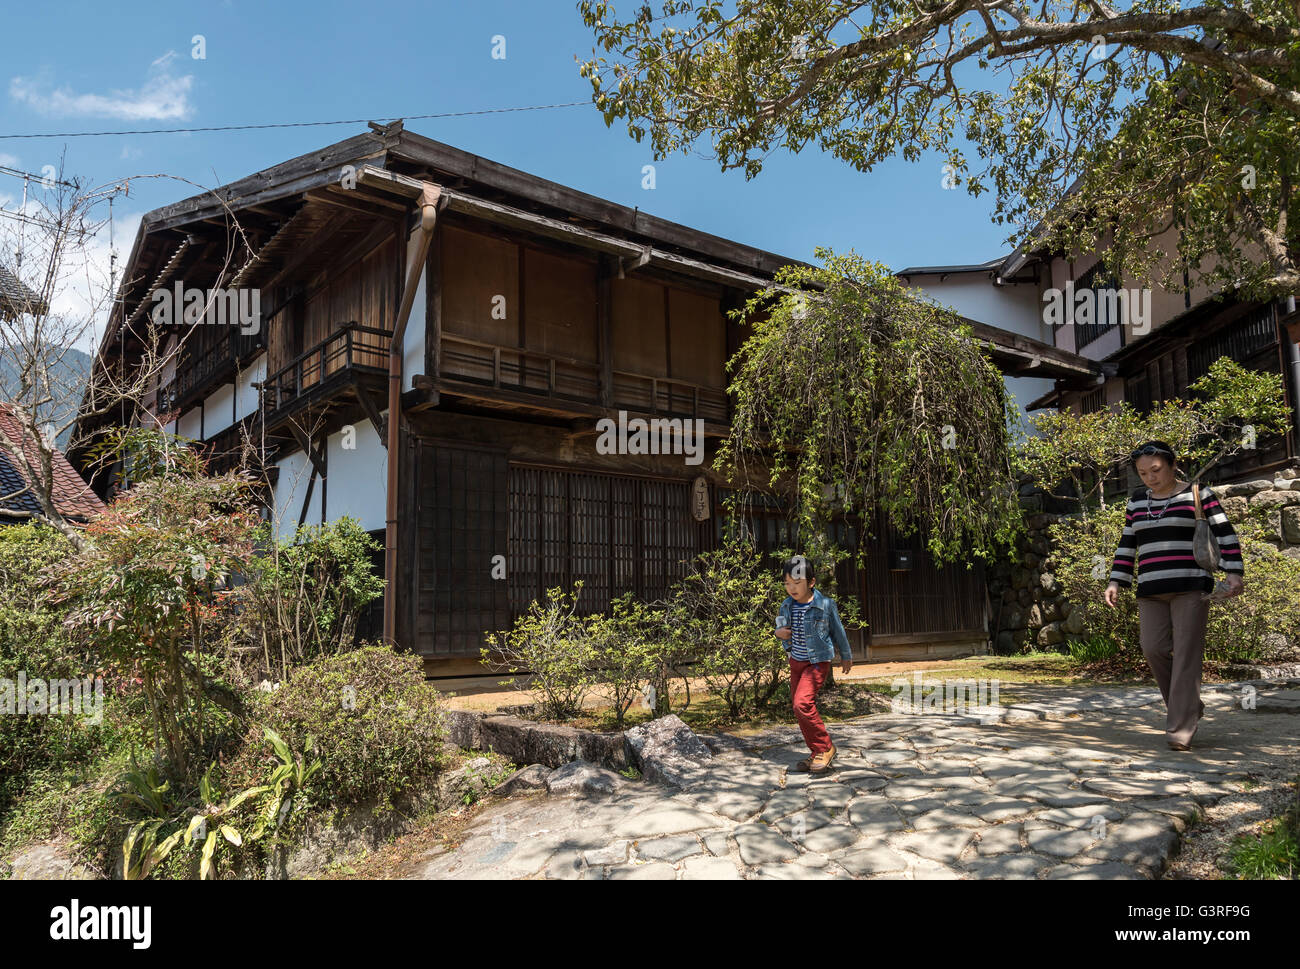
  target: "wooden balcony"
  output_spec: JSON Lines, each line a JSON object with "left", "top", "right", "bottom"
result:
{"left": 168, "top": 328, "right": 267, "bottom": 410}
{"left": 439, "top": 333, "right": 729, "bottom": 425}
{"left": 261, "top": 322, "right": 391, "bottom": 430}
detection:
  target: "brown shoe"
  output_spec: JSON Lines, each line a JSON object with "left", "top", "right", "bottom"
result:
{"left": 794, "top": 757, "right": 813, "bottom": 772}
{"left": 1167, "top": 741, "right": 1191, "bottom": 751}
{"left": 808, "top": 744, "right": 837, "bottom": 774}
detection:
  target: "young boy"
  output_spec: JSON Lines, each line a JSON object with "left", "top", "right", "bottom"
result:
{"left": 773, "top": 555, "right": 853, "bottom": 773}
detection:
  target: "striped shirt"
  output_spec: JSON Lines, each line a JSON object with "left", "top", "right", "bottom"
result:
{"left": 789, "top": 597, "right": 814, "bottom": 661}
{"left": 1109, "top": 483, "right": 1244, "bottom": 597}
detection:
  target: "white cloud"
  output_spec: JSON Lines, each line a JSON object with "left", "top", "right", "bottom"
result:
{"left": 0, "top": 153, "right": 20, "bottom": 168}
{"left": 9, "top": 54, "right": 194, "bottom": 122}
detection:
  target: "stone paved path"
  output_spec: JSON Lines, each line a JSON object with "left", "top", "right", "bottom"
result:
{"left": 410, "top": 680, "right": 1300, "bottom": 880}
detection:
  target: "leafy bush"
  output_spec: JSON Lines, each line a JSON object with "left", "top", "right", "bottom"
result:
{"left": 0, "top": 523, "right": 116, "bottom": 819}
{"left": 483, "top": 584, "right": 597, "bottom": 720}
{"left": 43, "top": 459, "right": 261, "bottom": 777}
{"left": 244, "top": 643, "right": 448, "bottom": 812}
{"left": 673, "top": 537, "right": 787, "bottom": 719}
{"left": 238, "top": 517, "right": 385, "bottom": 683}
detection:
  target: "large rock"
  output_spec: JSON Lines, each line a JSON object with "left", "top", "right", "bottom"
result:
{"left": 476, "top": 715, "right": 627, "bottom": 770}
{"left": 1282, "top": 507, "right": 1300, "bottom": 545}
{"left": 624, "top": 714, "right": 713, "bottom": 787}
{"left": 545, "top": 759, "right": 625, "bottom": 797}
{"left": 489, "top": 763, "right": 552, "bottom": 797}
{"left": 444, "top": 709, "right": 484, "bottom": 749}
{"left": 8, "top": 844, "right": 97, "bottom": 880}
{"left": 1252, "top": 490, "right": 1300, "bottom": 510}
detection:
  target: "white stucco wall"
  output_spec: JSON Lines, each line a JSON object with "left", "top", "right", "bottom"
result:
{"left": 906, "top": 272, "right": 1049, "bottom": 343}
{"left": 324, "top": 416, "right": 388, "bottom": 532}
{"left": 203, "top": 383, "right": 236, "bottom": 436}
{"left": 177, "top": 407, "right": 202, "bottom": 442}
{"left": 235, "top": 353, "right": 266, "bottom": 421}
{"left": 272, "top": 449, "right": 322, "bottom": 538}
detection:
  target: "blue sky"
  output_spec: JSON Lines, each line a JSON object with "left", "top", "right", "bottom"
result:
{"left": 0, "top": 0, "right": 1020, "bottom": 313}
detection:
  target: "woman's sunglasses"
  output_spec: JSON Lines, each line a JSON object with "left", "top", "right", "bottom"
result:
{"left": 1130, "top": 444, "right": 1175, "bottom": 463}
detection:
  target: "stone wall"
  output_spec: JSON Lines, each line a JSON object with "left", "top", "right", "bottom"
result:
{"left": 985, "top": 474, "right": 1300, "bottom": 653}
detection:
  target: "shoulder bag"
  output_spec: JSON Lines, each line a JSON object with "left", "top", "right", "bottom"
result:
{"left": 1191, "top": 482, "right": 1222, "bottom": 572}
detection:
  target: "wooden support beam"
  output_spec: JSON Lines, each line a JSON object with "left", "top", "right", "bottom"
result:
{"left": 356, "top": 387, "right": 387, "bottom": 441}
{"left": 288, "top": 424, "right": 327, "bottom": 478}
{"left": 298, "top": 464, "right": 318, "bottom": 530}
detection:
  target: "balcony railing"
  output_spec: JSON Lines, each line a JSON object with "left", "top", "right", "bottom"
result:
{"left": 439, "top": 333, "right": 729, "bottom": 423}
{"left": 261, "top": 323, "right": 391, "bottom": 418}
{"left": 173, "top": 328, "right": 266, "bottom": 406}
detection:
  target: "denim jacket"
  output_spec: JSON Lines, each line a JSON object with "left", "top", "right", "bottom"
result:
{"left": 776, "top": 588, "right": 852, "bottom": 664}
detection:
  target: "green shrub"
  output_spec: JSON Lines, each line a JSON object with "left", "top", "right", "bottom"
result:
{"left": 673, "top": 537, "right": 787, "bottom": 719}
{"left": 0, "top": 523, "right": 117, "bottom": 819}
{"left": 483, "top": 584, "right": 597, "bottom": 720}
{"left": 246, "top": 643, "right": 448, "bottom": 812}
{"left": 238, "top": 517, "right": 385, "bottom": 683}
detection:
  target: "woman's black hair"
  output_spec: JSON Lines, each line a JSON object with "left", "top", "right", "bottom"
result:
{"left": 1130, "top": 440, "right": 1178, "bottom": 468}
{"left": 782, "top": 555, "right": 815, "bottom": 583}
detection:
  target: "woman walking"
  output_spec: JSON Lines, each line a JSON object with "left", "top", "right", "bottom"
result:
{"left": 1103, "top": 441, "right": 1245, "bottom": 750}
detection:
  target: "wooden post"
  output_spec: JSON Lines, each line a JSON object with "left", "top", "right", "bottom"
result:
{"left": 597, "top": 255, "right": 614, "bottom": 408}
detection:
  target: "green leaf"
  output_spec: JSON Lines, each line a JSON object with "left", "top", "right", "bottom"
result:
{"left": 200, "top": 830, "right": 218, "bottom": 880}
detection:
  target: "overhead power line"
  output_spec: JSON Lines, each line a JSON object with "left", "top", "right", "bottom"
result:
{"left": 0, "top": 100, "right": 592, "bottom": 140}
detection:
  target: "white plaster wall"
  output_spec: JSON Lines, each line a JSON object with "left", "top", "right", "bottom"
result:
{"left": 324, "top": 416, "right": 388, "bottom": 531}
{"left": 272, "top": 449, "right": 322, "bottom": 539}
{"left": 235, "top": 353, "right": 266, "bottom": 421}
{"left": 204, "top": 383, "right": 236, "bottom": 436}
{"left": 177, "top": 407, "right": 202, "bottom": 442}
{"left": 403, "top": 228, "right": 426, "bottom": 392}
{"left": 907, "top": 273, "right": 1048, "bottom": 342}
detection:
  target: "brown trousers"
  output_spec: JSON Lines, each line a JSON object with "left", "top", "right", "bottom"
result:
{"left": 1137, "top": 591, "right": 1210, "bottom": 746}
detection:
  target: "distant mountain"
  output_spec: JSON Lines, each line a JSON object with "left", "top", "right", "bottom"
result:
{"left": 0, "top": 345, "right": 94, "bottom": 449}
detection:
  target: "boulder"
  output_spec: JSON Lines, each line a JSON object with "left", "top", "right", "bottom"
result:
{"left": 1039, "top": 572, "right": 1060, "bottom": 595}
{"left": 624, "top": 714, "right": 713, "bottom": 788}
{"left": 1283, "top": 507, "right": 1300, "bottom": 545}
{"left": 489, "top": 763, "right": 553, "bottom": 797}
{"left": 1220, "top": 496, "right": 1249, "bottom": 519}
{"left": 8, "top": 844, "right": 96, "bottom": 880}
{"left": 1037, "top": 622, "right": 1064, "bottom": 646}
{"left": 443, "top": 709, "right": 484, "bottom": 749}
{"left": 1251, "top": 490, "right": 1300, "bottom": 510}
{"left": 545, "top": 759, "right": 625, "bottom": 797}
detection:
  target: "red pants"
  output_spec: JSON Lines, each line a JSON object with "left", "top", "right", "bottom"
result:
{"left": 789, "top": 658, "right": 832, "bottom": 754}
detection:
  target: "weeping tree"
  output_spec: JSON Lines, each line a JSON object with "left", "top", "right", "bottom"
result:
{"left": 715, "top": 247, "right": 1024, "bottom": 572}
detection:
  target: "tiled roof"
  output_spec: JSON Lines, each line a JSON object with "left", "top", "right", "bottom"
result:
{"left": 0, "top": 403, "right": 105, "bottom": 522}
{"left": 0, "top": 264, "right": 46, "bottom": 321}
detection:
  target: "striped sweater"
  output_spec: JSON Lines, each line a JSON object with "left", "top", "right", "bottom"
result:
{"left": 1109, "top": 483, "right": 1245, "bottom": 597}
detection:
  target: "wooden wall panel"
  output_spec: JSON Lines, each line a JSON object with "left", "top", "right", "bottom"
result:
{"left": 611, "top": 276, "right": 668, "bottom": 377}
{"left": 441, "top": 223, "right": 519, "bottom": 346}
{"left": 668, "top": 287, "right": 724, "bottom": 387}
{"left": 524, "top": 248, "right": 599, "bottom": 363}
{"left": 507, "top": 465, "right": 697, "bottom": 616}
{"left": 414, "top": 441, "right": 510, "bottom": 657}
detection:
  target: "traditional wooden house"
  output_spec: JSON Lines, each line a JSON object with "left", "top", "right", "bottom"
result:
{"left": 81, "top": 122, "right": 1099, "bottom": 681}
{"left": 906, "top": 225, "right": 1300, "bottom": 491}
